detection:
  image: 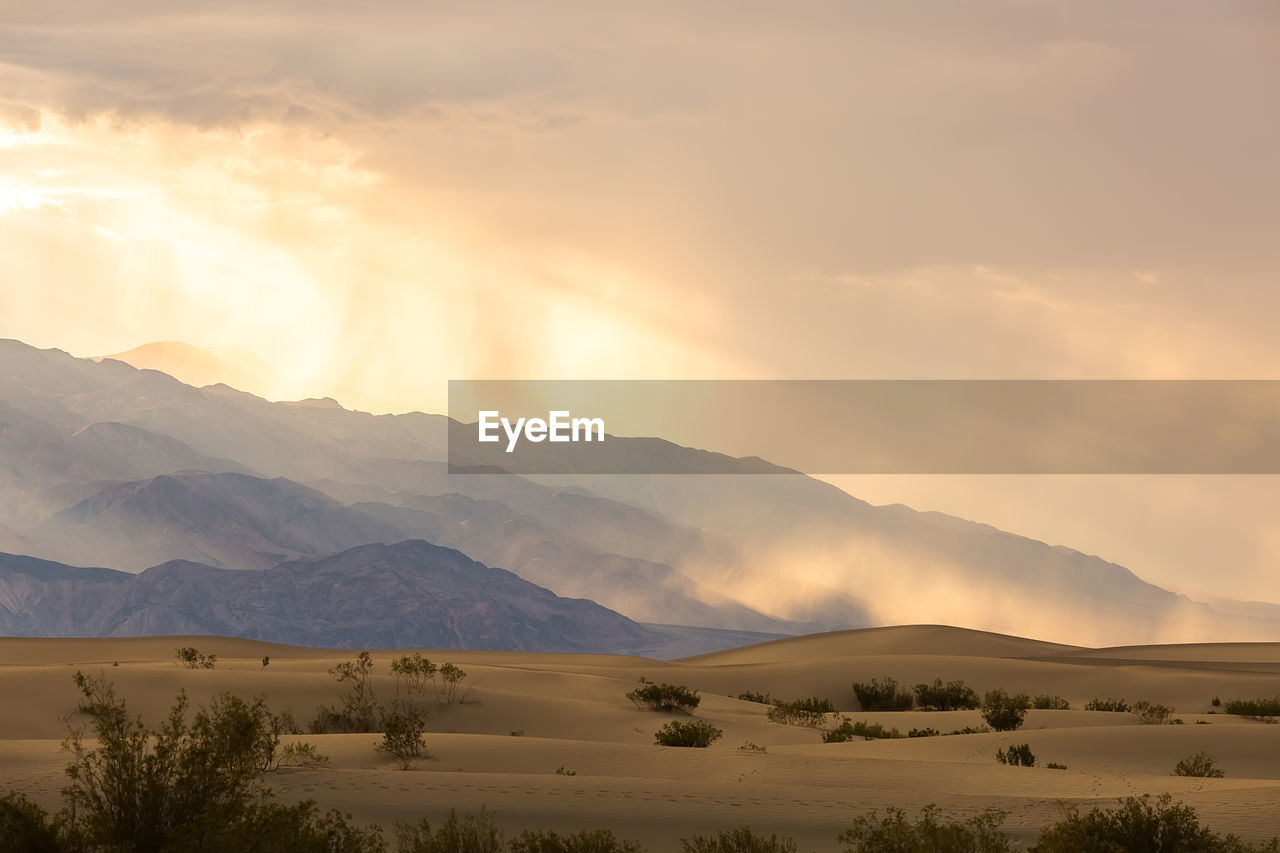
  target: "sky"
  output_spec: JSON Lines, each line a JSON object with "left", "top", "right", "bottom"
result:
{"left": 1, "top": 1, "right": 1278, "bottom": 600}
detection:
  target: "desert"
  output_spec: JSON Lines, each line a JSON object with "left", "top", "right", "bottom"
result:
{"left": 4, "top": 625, "right": 1278, "bottom": 849}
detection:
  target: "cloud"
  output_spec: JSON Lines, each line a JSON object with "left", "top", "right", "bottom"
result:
{"left": 1, "top": 1, "right": 1279, "bottom": 601}
{"left": 2, "top": 1, "right": 1276, "bottom": 275}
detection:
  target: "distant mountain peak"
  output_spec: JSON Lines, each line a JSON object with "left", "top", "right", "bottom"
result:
{"left": 282, "top": 397, "right": 344, "bottom": 409}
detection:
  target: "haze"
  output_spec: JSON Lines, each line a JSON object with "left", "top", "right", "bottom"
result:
{"left": 1, "top": 1, "right": 1277, "bottom": 601}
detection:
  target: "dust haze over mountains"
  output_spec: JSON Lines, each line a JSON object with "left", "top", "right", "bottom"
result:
{"left": 2, "top": 1, "right": 1278, "bottom": 608}
{"left": 2, "top": 338, "right": 1278, "bottom": 652}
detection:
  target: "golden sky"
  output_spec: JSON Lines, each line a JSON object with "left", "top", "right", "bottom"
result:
{"left": 1, "top": 1, "right": 1278, "bottom": 599}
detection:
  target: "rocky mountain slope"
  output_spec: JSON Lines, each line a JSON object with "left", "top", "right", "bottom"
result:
{"left": 2, "top": 338, "right": 1275, "bottom": 648}
{"left": 0, "top": 542, "right": 663, "bottom": 653}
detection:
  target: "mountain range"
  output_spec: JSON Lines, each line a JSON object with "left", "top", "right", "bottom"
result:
{"left": 1, "top": 337, "right": 1276, "bottom": 653}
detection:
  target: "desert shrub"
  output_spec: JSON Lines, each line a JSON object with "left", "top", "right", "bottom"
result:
{"left": 262, "top": 655, "right": 270, "bottom": 669}
{"left": 512, "top": 828, "right": 646, "bottom": 853}
{"left": 913, "top": 679, "right": 980, "bottom": 711}
{"left": 1131, "top": 699, "right": 1175, "bottom": 725}
{"left": 852, "top": 677, "right": 914, "bottom": 711}
{"left": 273, "top": 708, "right": 303, "bottom": 735}
{"left": 994, "top": 744, "right": 1035, "bottom": 767}
{"left": 13, "top": 673, "right": 383, "bottom": 852}
{"left": 0, "top": 791, "right": 62, "bottom": 853}
{"left": 377, "top": 709, "right": 429, "bottom": 769}
{"left": 1045, "top": 762, "right": 1067, "bottom": 770}
{"left": 767, "top": 697, "right": 834, "bottom": 727}
{"left": 395, "top": 808, "right": 502, "bottom": 853}
{"left": 175, "top": 646, "right": 217, "bottom": 669}
{"left": 654, "top": 720, "right": 723, "bottom": 748}
{"left": 823, "top": 719, "right": 904, "bottom": 742}
{"left": 907, "top": 725, "right": 993, "bottom": 738}
{"left": 391, "top": 653, "right": 438, "bottom": 691}
{"left": 1031, "top": 695, "right": 1070, "bottom": 710}
{"left": 62, "top": 675, "right": 274, "bottom": 849}
{"left": 980, "top": 690, "right": 1030, "bottom": 732}
{"left": 739, "top": 741, "right": 767, "bottom": 753}
{"left": 681, "top": 827, "right": 798, "bottom": 853}
{"left": 838, "top": 804, "right": 1012, "bottom": 852}
{"left": 627, "top": 681, "right": 701, "bottom": 714}
{"left": 276, "top": 741, "right": 329, "bottom": 769}
{"left": 1029, "top": 793, "right": 1278, "bottom": 852}
{"left": 72, "top": 669, "right": 120, "bottom": 718}
{"left": 792, "top": 696, "right": 836, "bottom": 713}
{"left": 737, "top": 691, "right": 774, "bottom": 705}
{"left": 389, "top": 653, "right": 438, "bottom": 712}
{"left": 312, "top": 650, "right": 383, "bottom": 733}
{"left": 188, "top": 692, "right": 292, "bottom": 775}
{"left": 436, "top": 662, "right": 474, "bottom": 705}
{"left": 1174, "top": 751, "right": 1225, "bottom": 778}
{"left": 1084, "top": 697, "right": 1130, "bottom": 712}
{"left": 555, "top": 766, "right": 577, "bottom": 776}
{"left": 1223, "top": 697, "right": 1280, "bottom": 717}
{"left": 227, "top": 802, "right": 385, "bottom": 852}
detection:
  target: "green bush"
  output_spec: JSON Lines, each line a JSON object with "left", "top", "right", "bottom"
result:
{"left": 395, "top": 808, "right": 502, "bottom": 853}
{"left": 1031, "top": 695, "right": 1070, "bottom": 710}
{"left": 1131, "top": 699, "right": 1175, "bottom": 725}
{"left": 838, "top": 805, "right": 1012, "bottom": 852}
{"left": 980, "top": 690, "right": 1030, "bottom": 732}
{"left": 436, "top": 662, "right": 474, "bottom": 706}
{"left": 229, "top": 802, "right": 385, "bottom": 852}
{"left": 681, "top": 827, "right": 798, "bottom": 853}
{"left": 913, "top": 679, "right": 980, "bottom": 711}
{"left": 512, "top": 828, "right": 646, "bottom": 853}
{"left": 0, "top": 792, "right": 62, "bottom": 853}
{"left": 1045, "top": 762, "right": 1067, "bottom": 770}
{"left": 312, "top": 650, "right": 383, "bottom": 733}
{"left": 852, "top": 677, "right": 914, "bottom": 711}
{"left": 1084, "top": 697, "right": 1130, "bottom": 712}
{"left": 654, "top": 720, "right": 723, "bottom": 748}
{"left": 823, "top": 719, "right": 904, "bottom": 742}
{"left": 1174, "top": 751, "right": 1225, "bottom": 778}
{"left": 1030, "top": 794, "right": 1278, "bottom": 852}
{"left": 174, "top": 646, "right": 217, "bottom": 669}
{"left": 791, "top": 696, "right": 836, "bottom": 713}
{"left": 391, "top": 653, "right": 438, "bottom": 711}
{"left": 736, "top": 691, "right": 774, "bottom": 705}
{"left": 908, "top": 727, "right": 941, "bottom": 738}
{"left": 627, "top": 681, "right": 701, "bottom": 714}
{"left": 3, "top": 673, "right": 384, "bottom": 852}
{"left": 767, "top": 697, "right": 834, "bottom": 727}
{"left": 995, "top": 744, "right": 1035, "bottom": 767}
{"left": 1223, "top": 697, "right": 1280, "bottom": 717}
{"left": 377, "top": 709, "right": 429, "bottom": 769}
{"left": 277, "top": 741, "right": 330, "bottom": 769}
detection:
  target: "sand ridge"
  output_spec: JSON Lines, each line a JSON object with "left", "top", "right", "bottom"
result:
{"left": 3, "top": 626, "right": 1279, "bottom": 849}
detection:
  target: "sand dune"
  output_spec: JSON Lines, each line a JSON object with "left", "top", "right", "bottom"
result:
{"left": 3, "top": 627, "right": 1279, "bottom": 849}
{"left": 682, "top": 624, "right": 1082, "bottom": 664}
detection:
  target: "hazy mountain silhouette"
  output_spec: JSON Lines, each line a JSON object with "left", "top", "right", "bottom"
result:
{"left": 29, "top": 472, "right": 404, "bottom": 571}
{"left": 1, "top": 337, "right": 1276, "bottom": 646}
{"left": 0, "top": 542, "right": 665, "bottom": 653}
